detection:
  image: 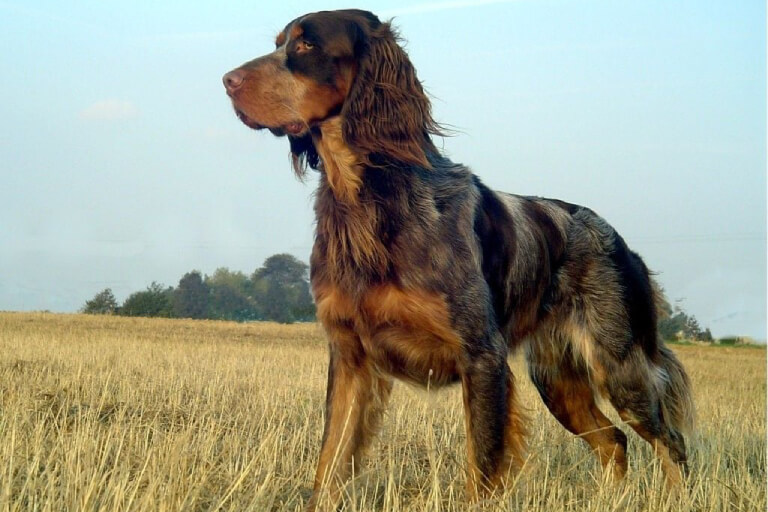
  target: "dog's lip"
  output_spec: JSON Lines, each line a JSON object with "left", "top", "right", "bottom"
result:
{"left": 282, "top": 122, "right": 306, "bottom": 135}
{"left": 234, "top": 109, "right": 264, "bottom": 129}
{"left": 234, "top": 109, "right": 306, "bottom": 136}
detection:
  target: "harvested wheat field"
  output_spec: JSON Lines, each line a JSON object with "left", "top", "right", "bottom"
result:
{"left": 0, "top": 312, "right": 764, "bottom": 511}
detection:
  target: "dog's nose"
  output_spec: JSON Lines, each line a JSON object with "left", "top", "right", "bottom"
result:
{"left": 223, "top": 69, "right": 246, "bottom": 94}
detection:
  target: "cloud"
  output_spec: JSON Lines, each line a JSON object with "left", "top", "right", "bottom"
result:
{"left": 379, "top": 0, "right": 522, "bottom": 17}
{"left": 79, "top": 100, "right": 139, "bottom": 121}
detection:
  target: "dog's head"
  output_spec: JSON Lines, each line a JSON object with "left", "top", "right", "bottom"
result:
{"left": 223, "top": 9, "right": 441, "bottom": 174}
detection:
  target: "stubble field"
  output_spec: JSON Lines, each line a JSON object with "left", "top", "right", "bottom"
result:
{"left": 0, "top": 312, "right": 764, "bottom": 511}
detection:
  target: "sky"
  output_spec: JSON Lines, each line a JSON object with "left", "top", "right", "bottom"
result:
{"left": 0, "top": 1, "right": 765, "bottom": 340}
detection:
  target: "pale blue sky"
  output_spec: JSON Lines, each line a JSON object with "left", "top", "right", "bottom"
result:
{"left": 1, "top": 1, "right": 765, "bottom": 339}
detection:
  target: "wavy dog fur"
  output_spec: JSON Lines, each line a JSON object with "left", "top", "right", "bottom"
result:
{"left": 223, "top": 9, "right": 694, "bottom": 510}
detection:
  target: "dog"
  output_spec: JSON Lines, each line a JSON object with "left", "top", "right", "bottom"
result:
{"left": 223, "top": 9, "right": 694, "bottom": 510}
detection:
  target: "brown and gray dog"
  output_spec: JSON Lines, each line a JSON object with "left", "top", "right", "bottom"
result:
{"left": 223, "top": 9, "right": 694, "bottom": 510}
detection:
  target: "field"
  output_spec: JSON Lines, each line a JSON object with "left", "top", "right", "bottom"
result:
{"left": 0, "top": 313, "right": 764, "bottom": 511}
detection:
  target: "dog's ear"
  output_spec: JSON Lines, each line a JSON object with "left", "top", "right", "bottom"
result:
{"left": 342, "top": 21, "right": 441, "bottom": 168}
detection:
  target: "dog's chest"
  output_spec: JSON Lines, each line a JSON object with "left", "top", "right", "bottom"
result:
{"left": 314, "top": 283, "right": 463, "bottom": 386}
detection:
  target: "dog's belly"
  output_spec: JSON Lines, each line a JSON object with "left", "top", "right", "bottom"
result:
{"left": 363, "top": 324, "right": 461, "bottom": 386}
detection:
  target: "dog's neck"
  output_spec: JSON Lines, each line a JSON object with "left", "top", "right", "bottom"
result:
{"left": 311, "top": 117, "right": 391, "bottom": 288}
{"left": 312, "top": 117, "right": 364, "bottom": 205}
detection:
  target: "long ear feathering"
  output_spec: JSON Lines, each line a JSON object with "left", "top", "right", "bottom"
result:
{"left": 342, "top": 20, "right": 444, "bottom": 169}
{"left": 289, "top": 133, "right": 319, "bottom": 179}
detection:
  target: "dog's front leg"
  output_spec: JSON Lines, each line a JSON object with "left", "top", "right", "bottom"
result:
{"left": 307, "top": 328, "right": 392, "bottom": 512}
{"left": 460, "top": 343, "right": 527, "bottom": 500}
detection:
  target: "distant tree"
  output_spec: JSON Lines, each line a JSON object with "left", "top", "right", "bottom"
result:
{"left": 206, "top": 267, "right": 260, "bottom": 321}
{"left": 253, "top": 254, "right": 310, "bottom": 287}
{"left": 173, "top": 271, "right": 209, "bottom": 319}
{"left": 207, "top": 267, "right": 252, "bottom": 293}
{"left": 252, "top": 254, "right": 315, "bottom": 323}
{"left": 685, "top": 315, "right": 702, "bottom": 340}
{"left": 120, "top": 282, "right": 173, "bottom": 318}
{"left": 656, "top": 290, "right": 712, "bottom": 343}
{"left": 292, "top": 279, "right": 316, "bottom": 321}
{"left": 81, "top": 288, "right": 118, "bottom": 315}
{"left": 658, "top": 311, "right": 688, "bottom": 341}
{"left": 261, "top": 280, "right": 296, "bottom": 323}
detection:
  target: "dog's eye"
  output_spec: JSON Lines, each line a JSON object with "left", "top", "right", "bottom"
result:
{"left": 296, "top": 40, "right": 315, "bottom": 52}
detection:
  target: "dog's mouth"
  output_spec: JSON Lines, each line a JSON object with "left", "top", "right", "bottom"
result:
{"left": 234, "top": 109, "right": 306, "bottom": 137}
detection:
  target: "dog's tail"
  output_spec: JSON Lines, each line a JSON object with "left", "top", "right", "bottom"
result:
{"left": 656, "top": 343, "right": 695, "bottom": 435}
{"left": 650, "top": 281, "right": 695, "bottom": 434}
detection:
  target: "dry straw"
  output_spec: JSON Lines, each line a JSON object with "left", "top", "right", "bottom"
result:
{"left": 0, "top": 312, "right": 764, "bottom": 511}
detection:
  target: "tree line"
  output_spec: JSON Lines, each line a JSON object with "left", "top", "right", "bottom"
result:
{"left": 83, "top": 255, "right": 714, "bottom": 340}
{"left": 81, "top": 253, "right": 315, "bottom": 323}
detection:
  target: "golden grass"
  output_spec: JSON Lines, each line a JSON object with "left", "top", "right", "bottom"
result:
{"left": 0, "top": 312, "right": 764, "bottom": 511}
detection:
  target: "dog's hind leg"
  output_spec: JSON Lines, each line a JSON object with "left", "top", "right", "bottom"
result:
{"left": 460, "top": 337, "right": 527, "bottom": 501}
{"left": 307, "top": 327, "right": 393, "bottom": 512}
{"left": 527, "top": 335, "right": 628, "bottom": 480}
